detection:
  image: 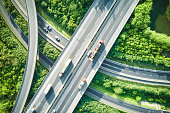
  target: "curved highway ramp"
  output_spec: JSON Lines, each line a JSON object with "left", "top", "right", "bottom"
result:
{"left": 11, "top": 0, "right": 38, "bottom": 113}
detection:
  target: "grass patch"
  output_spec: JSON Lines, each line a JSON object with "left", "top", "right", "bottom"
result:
{"left": 106, "top": 55, "right": 170, "bottom": 71}
{"left": 73, "top": 95, "right": 126, "bottom": 113}
{"left": 90, "top": 72, "right": 170, "bottom": 111}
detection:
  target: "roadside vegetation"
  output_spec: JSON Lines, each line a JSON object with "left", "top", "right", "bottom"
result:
{"left": 0, "top": 14, "right": 48, "bottom": 112}
{"left": 107, "top": 0, "right": 170, "bottom": 71}
{"left": 90, "top": 72, "right": 170, "bottom": 110}
{"left": 3, "top": 0, "right": 60, "bottom": 62}
{"left": 73, "top": 95, "right": 126, "bottom": 113}
{"left": 35, "top": 0, "right": 94, "bottom": 36}
{"left": 38, "top": 37, "right": 60, "bottom": 62}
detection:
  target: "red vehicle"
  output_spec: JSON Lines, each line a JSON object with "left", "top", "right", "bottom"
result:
{"left": 89, "top": 40, "right": 103, "bottom": 61}
{"left": 78, "top": 78, "right": 86, "bottom": 89}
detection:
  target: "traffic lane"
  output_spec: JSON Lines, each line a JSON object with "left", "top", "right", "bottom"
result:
{"left": 52, "top": 58, "right": 92, "bottom": 112}
{"left": 14, "top": 0, "right": 68, "bottom": 47}
{"left": 99, "top": 68, "right": 170, "bottom": 86}
{"left": 37, "top": 14, "right": 68, "bottom": 47}
{"left": 70, "top": 0, "right": 117, "bottom": 59}
{"left": 101, "top": 63, "right": 123, "bottom": 72}
{"left": 55, "top": 0, "right": 137, "bottom": 112}
{"left": 103, "top": 59, "right": 126, "bottom": 69}
{"left": 122, "top": 68, "right": 169, "bottom": 80}
{"left": 26, "top": 62, "right": 73, "bottom": 112}
{"left": 56, "top": 43, "right": 106, "bottom": 113}
{"left": 53, "top": 37, "right": 106, "bottom": 112}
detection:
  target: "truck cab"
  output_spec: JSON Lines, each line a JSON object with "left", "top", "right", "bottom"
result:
{"left": 44, "top": 84, "right": 52, "bottom": 95}
{"left": 59, "top": 59, "right": 71, "bottom": 77}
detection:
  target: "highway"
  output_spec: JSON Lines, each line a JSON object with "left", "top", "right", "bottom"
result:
{"left": 11, "top": 0, "right": 68, "bottom": 51}
{"left": 48, "top": 0, "right": 139, "bottom": 113}
{"left": 24, "top": 0, "right": 117, "bottom": 112}
{"left": 100, "top": 59, "right": 170, "bottom": 86}
{"left": 10, "top": 0, "right": 38, "bottom": 112}
{"left": 13, "top": 0, "right": 170, "bottom": 85}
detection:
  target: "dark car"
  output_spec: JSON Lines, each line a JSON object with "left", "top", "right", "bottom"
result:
{"left": 47, "top": 26, "right": 52, "bottom": 31}
{"left": 43, "top": 27, "right": 48, "bottom": 33}
{"left": 55, "top": 36, "right": 60, "bottom": 42}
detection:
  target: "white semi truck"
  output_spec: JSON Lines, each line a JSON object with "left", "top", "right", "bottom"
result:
{"left": 59, "top": 59, "right": 72, "bottom": 77}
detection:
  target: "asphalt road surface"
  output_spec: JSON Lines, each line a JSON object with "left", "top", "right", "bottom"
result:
{"left": 100, "top": 59, "right": 170, "bottom": 86}
{"left": 11, "top": 0, "right": 67, "bottom": 51}
{"left": 24, "top": 0, "right": 116, "bottom": 112}
{"left": 11, "top": 0, "right": 38, "bottom": 112}
{"left": 48, "top": 0, "right": 139, "bottom": 113}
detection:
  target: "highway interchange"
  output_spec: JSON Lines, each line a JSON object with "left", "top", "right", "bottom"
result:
{"left": 12, "top": 0, "right": 170, "bottom": 85}
{"left": 25, "top": 0, "right": 118, "bottom": 112}
{"left": 0, "top": 0, "right": 169, "bottom": 112}
{"left": 48, "top": 0, "right": 139, "bottom": 112}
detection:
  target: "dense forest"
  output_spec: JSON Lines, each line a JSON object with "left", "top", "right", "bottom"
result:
{"left": 91, "top": 72, "right": 170, "bottom": 110}
{"left": 73, "top": 95, "right": 126, "bottom": 113}
{"left": 0, "top": 14, "right": 26, "bottom": 112}
{"left": 107, "top": 0, "right": 170, "bottom": 70}
{"left": 0, "top": 11, "right": 49, "bottom": 113}
{"left": 35, "top": 0, "right": 94, "bottom": 34}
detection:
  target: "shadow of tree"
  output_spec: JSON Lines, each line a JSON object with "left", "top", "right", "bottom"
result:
{"left": 150, "top": 0, "right": 169, "bottom": 30}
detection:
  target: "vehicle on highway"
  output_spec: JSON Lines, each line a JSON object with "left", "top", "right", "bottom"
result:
{"left": 59, "top": 59, "right": 72, "bottom": 77}
{"left": 78, "top": 78, "right": 86, "bottom": 89}
{"left": 44, "top": 84, "right": 52, "bottom": 95}
{"left": 52, "top": 109, "right": 56, "bottom": 113}
{"left": 89, "top": 40, "right": 103, "bottom": 61}
{"left": 47, "top": 26, "right": 52, "bottom": 31}
{"left": 43, "top": 27, "right": 48, "bottom": 33}
{"left": 28, "top": 108, "right": 36, "bottom": 113}
{"left": 87, "top": 50, "right": 92, "bottom": 57}
{"left": 55, "top": 36, "right": 60, "bottom": 42}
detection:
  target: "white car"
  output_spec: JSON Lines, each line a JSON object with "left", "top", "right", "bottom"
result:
{"left": 52, "top": 109, "right": 56, "bottom": 113}
{"left": 87, "top": 50, "right": 92, "bottom": 56}
{"left": 78, "top": 78, "right": 86, "bottom": 89}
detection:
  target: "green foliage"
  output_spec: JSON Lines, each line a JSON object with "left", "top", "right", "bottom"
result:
{"left": 36, "top": 0, "right": 94, "bottom": 34}
{"left": 73, "top": 95, "right": 126, "bottom": 113}
{"left": 108, "top": 0, "right": 170, "bottom": 70}
{"left": 38, "top": 37, "right": 60, "bottom": 62}
{"left": 2, "top": 0, "right": 28, "bottom": 36}
{"left": 0, "top": 14, "right": 26, "bottom": 112}
{"left": 3, "top": 0, "right": 60, "bottom": 62}
{"left": 91, "top": 72, "right": 170, "bottom": 110}
{"left": 0, "top": 11, "right": 48, "bottom": 113}
{"left": 166, "top": 0, "right": 170, "bottom": 21}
